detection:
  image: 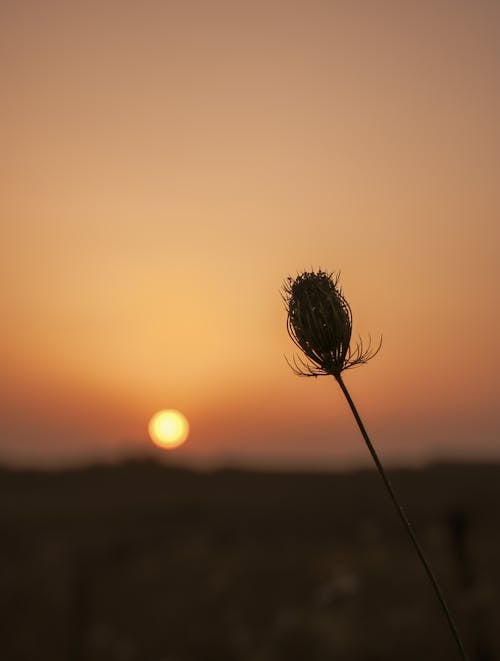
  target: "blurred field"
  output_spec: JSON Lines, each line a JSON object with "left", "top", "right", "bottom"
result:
{"left": 0, "top": 460, "right": 498, "bottom": 661}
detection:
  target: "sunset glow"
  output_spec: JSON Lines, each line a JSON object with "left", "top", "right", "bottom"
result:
{"left": 1, "top": 2, "right": 499, "bottom": 468}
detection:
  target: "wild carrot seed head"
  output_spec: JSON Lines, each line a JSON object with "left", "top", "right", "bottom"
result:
{"left": 283, "top": 269, "right": 381, "bottom": 378}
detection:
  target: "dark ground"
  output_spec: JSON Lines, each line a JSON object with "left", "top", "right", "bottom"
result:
{"left": 0, "top": 460, "right": 498, "bottom": 661}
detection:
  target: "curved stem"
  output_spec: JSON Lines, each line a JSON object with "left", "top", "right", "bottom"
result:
{"left": 335, "top": 374, "right": 469, "bottom": 661}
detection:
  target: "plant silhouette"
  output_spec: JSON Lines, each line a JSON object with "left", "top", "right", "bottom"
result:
{"left": 283, "top": 269, "right": 469, "bottom": 661}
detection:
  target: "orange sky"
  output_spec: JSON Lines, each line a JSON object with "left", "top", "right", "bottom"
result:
{"left": 1, "top": 1, "right": 499, "bottom": 469}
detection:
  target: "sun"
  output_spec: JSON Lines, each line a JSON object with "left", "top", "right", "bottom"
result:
{"left": 148, "top": 409, "right": 189, "bottom": 450}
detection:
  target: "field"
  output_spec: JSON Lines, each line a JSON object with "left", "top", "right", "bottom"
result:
{"left": 0, "top": 461, "right": 498, "bottom": 660}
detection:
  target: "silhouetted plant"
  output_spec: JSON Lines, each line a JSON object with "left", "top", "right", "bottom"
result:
{"left": 283, "top": 269, "right": 469, "bottom": 661}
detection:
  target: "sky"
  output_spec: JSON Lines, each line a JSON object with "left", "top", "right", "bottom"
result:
{"left": 1, "top": 0, "right": 499, "bottom": 469}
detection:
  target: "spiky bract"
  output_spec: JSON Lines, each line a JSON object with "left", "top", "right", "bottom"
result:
{"left": 283, "top": 270, "right": 380, "bottom": 377}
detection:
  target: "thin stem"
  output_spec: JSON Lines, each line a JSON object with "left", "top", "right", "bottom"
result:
{"left": 335, "top": 374, "right": 469, "bottom": 661}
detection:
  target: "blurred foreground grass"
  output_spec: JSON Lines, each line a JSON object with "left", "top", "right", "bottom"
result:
{"left": 0, "top": 461, "right": 498, "bottom": 660}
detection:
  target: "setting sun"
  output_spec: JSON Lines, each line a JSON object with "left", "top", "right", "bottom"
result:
{"left": 148, "top": 409, "right": 189, "bottom": 450}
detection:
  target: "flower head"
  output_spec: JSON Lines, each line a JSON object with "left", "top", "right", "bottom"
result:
{"left": 283, "top": 269, "right": 380, "bottom": 377}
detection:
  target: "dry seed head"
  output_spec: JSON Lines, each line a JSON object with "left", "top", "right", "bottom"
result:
{"left": 283, "top": 269, "right": 381, "bottom": 377}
